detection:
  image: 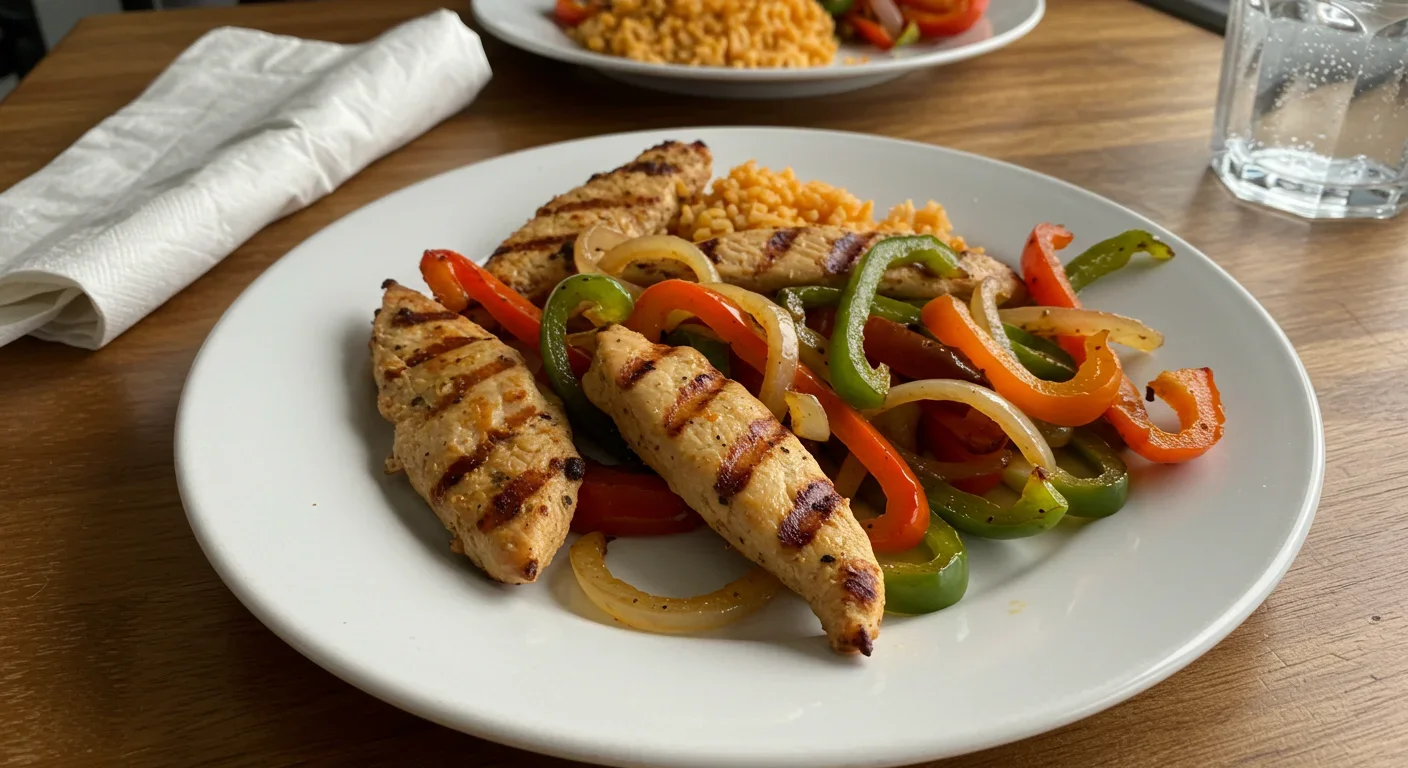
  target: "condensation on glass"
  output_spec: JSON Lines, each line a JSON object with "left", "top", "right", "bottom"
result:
{"left": 1211, "top": 0, "right": 1408, "bottom": 219}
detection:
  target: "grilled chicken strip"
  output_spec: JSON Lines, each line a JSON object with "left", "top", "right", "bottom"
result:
{"left": 583, "top": 325, "right": 885, "bottom": 655}
{"left": 686, "top": 226, "right": 1025, "bottom": 304}
{"left": 485, "top": 140, "right": 713, "bottom": 305}
{"left": 371, "top": 281, "right": 584, "bottom": 584}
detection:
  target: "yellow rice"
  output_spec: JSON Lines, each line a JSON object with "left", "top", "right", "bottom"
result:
{"left": 570, "top": 0, "right": 838, "bottom": 68}
{"left": 674, "top": 161, "right": 968, "bottom": 249}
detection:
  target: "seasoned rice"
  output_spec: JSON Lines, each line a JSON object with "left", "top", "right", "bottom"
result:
{"left": 570, "top": 0, "right": 838, "bottom": 68}
{"left": 674, "top": 161, "right": 968, "bottom": 250}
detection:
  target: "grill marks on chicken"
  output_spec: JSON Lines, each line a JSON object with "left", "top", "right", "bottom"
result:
{"left": 484, "top": 140, "right": 713, "bottom": 304}
{"left": 693, "top": 225, "right": 1026, "bottom": 303}
{"left": 714, "top": 419, "right": 791, "bottom": 500}
{"left": 583, "top": 325, "right": 885, "bottom": 655}
{"left": 371, "top": 282, "right": 581, "bottom": 584}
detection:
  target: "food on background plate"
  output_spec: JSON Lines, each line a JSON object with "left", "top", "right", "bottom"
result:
{"left": 371, "top": 281, "right": 584, "bottom": 584}
{"left": 561, "top": 0, "right": 839, "bottom": 68}
{"left": 553, "top": 0, "right": 990, "bottom": 66}
{"left": 374, "top": 139, "right": 1227, "bottom": 656}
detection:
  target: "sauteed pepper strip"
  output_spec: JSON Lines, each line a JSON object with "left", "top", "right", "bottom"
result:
{"left": 572, "top": 461, "right": 701, "bottom": 537}
{"left": 1106, "top": 369, "right": 1225, "bottom": 463}
{"left": 540, "top": 274, "right": 636, "bottom": 461}
{"left": 878, "top": 515, "right": 968, "bottom": 615}
{"left": 419, "top": 249, "right": 591, "bottom": 376}
{"left": 1019, "top": 225, "right": 1225, "bottom": 461}
{"left": 1002, "top": 428, "right": 1129, "bottom": 519}
{"left": 629, "top": 280, "right": 930, "bottom": 553}
{"left": 1005, "top": 324, "right": 1077, "bottom": 382}
{"left": 900, "top": 447, "right": 1070, "bottom": 539}
{"left": 921, "top": 295, "right": 1123, "bottom": 427}
{"left": 779, "top": 285, "right": 1069, "bottom": 384}
{"left": 1064, "top": 229, "right": 1176, "bottom": 293}
{"left": 832, "top": 236, "right": 966, "bottom": 409}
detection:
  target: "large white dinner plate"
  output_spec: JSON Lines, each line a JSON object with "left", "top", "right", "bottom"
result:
{"left": 474, "top": 0, "right": 1044, "bottom": 98}
{"left": 176, "top": 128, "right": 1322, "bottom": 767}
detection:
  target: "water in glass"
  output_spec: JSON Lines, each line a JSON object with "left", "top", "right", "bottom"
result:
{"left": 1211, "top": 0, "right": 1408, "bottom": 219}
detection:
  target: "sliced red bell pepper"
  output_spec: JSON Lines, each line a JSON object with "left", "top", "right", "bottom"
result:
{"left": 921, "top": 401, "right": 1007, "bottom": 454}
{"left": 848, "top": 14, "right": 895, "bottom": 50}
{"left": 553, "top": 0, "right": 599, "bottom": 26}
{"left": 1106, "top": 369, "right": 1225, "bottom": 463}
{"left": 899, "top": 0, "right": 988, "bottom": 37}
{"left": 572, "top": 461, "right": 702, "bottom": 537}
{"left": 419, "top": 250, "right": 590, "bottom": 376}
{"left": 922, "top": 295, "right": 1123, "bottom": 427}
{"left": 862, "top": 315, "right": 985, "bottom": 384}
{"left": 628, "top": 280, "right": 929, "bottom": 553}
{"left": 919, "top": 406, "right": 1006, "bottom": 495}
{"left": 1015, "top": 225, "right": 1226, "bottom": 462}
{"left": 1019, "top": 224, "right": 1084, "bottom": 358}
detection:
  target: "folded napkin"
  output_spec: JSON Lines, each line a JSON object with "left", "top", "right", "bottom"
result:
{"left": 0, "top": 9, "right": 491, "bottom": 349}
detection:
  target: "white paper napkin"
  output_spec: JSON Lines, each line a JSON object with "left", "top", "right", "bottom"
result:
{"left": 0, "top": 9, "right": 491, "bottom": 349}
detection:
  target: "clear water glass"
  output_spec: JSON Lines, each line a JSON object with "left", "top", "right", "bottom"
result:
{"left": 1211, "top": 0, "right": 1408, "bottom": 219}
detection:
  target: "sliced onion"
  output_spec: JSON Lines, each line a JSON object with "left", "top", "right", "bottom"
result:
{"left": 570, "top": 532, "right": 779, "bottom": 634}
{"left": 564, "top": 329, "right": 600, "bottom": 354}
{"left": 876, "top": 379, "right": 1057, "bottom": 470}
{"left": 785, "top": 391, "right": 830, "bottom": 441}
{"left": 599, "top": 235, "right": 721, "bottom": 285}
{"left": 834, "top": 452, "right": 869, "bottom": 499}
{"left": 999, "top": 306, "right": 1164, "bottom": 352}
{"left": 970, "top": 278, "right": 1013, "bottom": 356}
{"left": 870, "top": 0, "right": 906, "bottom": 37}
{"left": 706, "top": 284, "right": 799, "bottom": 420}
{"left": 796, "top": 325, "right": 833, "bottom": 383}
{"left": 574, "top": 224, "right": 631, "bottom": 278}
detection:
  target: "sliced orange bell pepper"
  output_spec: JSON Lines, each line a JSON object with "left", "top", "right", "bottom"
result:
{"left": 1107, "top": 369, "right": 1225, "bottom": 463}
{"left": 629, "top": 280, "right": 929, "bottom": 553}
{"left": 921, "top": 295, "right": 1123, "bottom": 427}
{"left": 1016, "top": 224, "right": 1227, "bottom": 462}
{"left": 419, "top": 249, "right": 590, "bottom": 376}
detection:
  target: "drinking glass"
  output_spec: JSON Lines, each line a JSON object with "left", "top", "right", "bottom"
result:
{"left": 1211, "top": 0, "right": 1408, "bottom": 219}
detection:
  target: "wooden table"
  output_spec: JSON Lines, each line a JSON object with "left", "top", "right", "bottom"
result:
{"left": 2, "top": 1, "right": 1404, "bottom": 765}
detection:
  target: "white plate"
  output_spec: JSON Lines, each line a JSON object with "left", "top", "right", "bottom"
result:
{"left": 474, "top": 0, "right": 1044, "bottom": 98}
{"left": 176, "top": 128, "right": 1323, "bottom": 768}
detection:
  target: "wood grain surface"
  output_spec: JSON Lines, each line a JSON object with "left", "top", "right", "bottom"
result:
{"left": 1, "top": 0, "right": 1404, "bottom": 765}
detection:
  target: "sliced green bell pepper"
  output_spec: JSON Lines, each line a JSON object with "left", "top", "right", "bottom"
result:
{"left": 777, "top": 285, "right": 920, "bottom": 327}
{"left": 1002, "top": 428, "right": 1128, "bottom": 519}
{"left": 878, "top": 515, "right": 968, "bottom": 615}
{"left": 779, "top": 284, "right": 1071, "bottom": 388}
{"left": 904, "top": 450, "right": 1069, "bottom": 539}
{"left": 1065, "top": 229, "right": 1175, "bottom": 294}
{"left": 541, "top": 274, "right": 635, "bottom": 461}
{"left": 832, "top": 236, "right": 965, "bottom": 410}
{"left": 1004, "top": 324, "right": 1077, "bottom": 382}
{"left": 820, "top": 0, "right": 855, "bottom": 15}
{"left": 664, "top": 326, "right": 730, "bottom": 376}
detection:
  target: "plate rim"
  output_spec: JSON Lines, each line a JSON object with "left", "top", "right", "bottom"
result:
{"left": 472, "top": 0, "right": 1045, "bottom": 83}
{"left": 175, "top": 126, "right": 1325, "bottom": 768}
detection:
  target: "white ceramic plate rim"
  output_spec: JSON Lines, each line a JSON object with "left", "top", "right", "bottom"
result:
{"left": 176, "top": 127, "right": 1323, "bottom": 768}
{"left": 473, "top": 0, "right": 1045, "bottom": 82}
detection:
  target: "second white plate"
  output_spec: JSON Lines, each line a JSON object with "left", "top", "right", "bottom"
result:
{"left": 474, "top": 0, "right": 1044, "bottom": 98}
